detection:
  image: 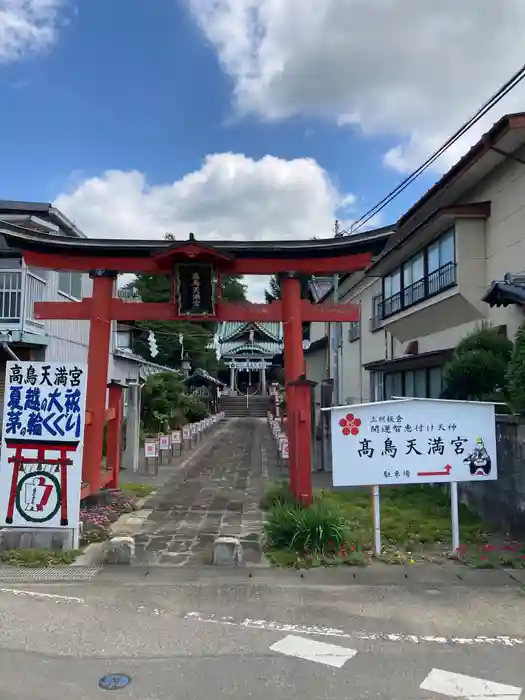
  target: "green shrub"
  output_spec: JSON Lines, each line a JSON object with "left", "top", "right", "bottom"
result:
{"left": 456, "top": 326, "right": 513, "bottom": 361}
{"left": 260, "top": 480, "right": 297, "bottom": 510}
{"left": 180, "top": 393, "right": 208, "bottom": 422}
{"left": 120, "top": 482, "right": 155, "bottom": 498}
{"left": 0, "top": 549, "right": 81, "bottom": 567}
{"left": 442, "top": 326, "right": 512, "bottom": 401}
{"left": 264, "top": 501, "right": 351, "bottom": 554}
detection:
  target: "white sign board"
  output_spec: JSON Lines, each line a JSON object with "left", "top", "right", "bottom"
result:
{"left": 279, "top": 436, "right": 289, "bottom": 459}
{"left": 144, "top": 440, "right": 158, "bottom": 459}
{"left": 182, "top": 426, "right": 191, "bottom": 441}
{"left": 0, "top": 361, "right": 87, "bottom": 530}
{"left": 159, "top": 434, "right": 171, "bottom": 451}
{"left": 172, "top": 430, "right": 182, "bottom": 444}
{"left": 328, "top": 398, "right": 497, "bottom": 487}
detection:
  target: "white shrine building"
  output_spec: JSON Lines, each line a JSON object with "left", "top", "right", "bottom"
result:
{"left": 217, "top": 322, "right": 283, "bottom": 395}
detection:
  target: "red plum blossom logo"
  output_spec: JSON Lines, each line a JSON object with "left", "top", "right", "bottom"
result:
{"left": 339, "top": 413, "right": 361, "bottom": 436}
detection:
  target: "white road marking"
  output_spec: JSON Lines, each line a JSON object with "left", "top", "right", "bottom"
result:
{"left": 421, "top": 668, "right": 522, "bottom": 700}
{"left": 270, "top": 634, "right": 358, "bottom": 668}
{"left": 185, "top": 612, "right": 524, "bottom": 648}
{"left": 0, "top": 587, "right": 85, "bottom": 604}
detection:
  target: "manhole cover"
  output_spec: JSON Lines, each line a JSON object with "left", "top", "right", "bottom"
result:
{"left": 98, "top": 674, "right": 132, "bottom": 690}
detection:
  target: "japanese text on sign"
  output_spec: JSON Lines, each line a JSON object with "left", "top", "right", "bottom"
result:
{"left": 5, "top": 363, "right": 85, "bottom": 441}
{"left": 329, "top": 399, "right": 497, "bottom": 487}
{"left": 177, "top": 264, "right": 215, "bottom": 315}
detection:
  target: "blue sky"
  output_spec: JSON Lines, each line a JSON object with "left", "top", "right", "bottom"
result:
{"left": 0, "top": 1, "right": 523, "bottom": 298}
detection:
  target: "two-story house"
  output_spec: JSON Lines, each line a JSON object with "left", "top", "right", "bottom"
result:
{"left": 307, "top": 112, "right": 525, "bottom": 410}
{"left": 0, "top": 200, "right": 175, "bottom": 470}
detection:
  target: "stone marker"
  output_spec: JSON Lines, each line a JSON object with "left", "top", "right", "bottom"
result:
{"left": 104, "top": 536, "right": 135, "bottom": 564}
{"left": 0, "top": 527, "right": 73, "bottom": 551}
{"left": 212, "top": 536, "right": 244, "bottom": 566}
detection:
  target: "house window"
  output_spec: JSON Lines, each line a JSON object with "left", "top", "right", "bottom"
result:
{"left": 382, "top": 269, "right": 401, "bottom": 316}
{"left": 381, "top": 366, "right": 444, "bottom": 400}
{"left": 381, "top": 228, "right": 456, "bottom": 318}
{"left": 384, "top": 372, "right": 403, "bottom": 400}
{"left": 402, "top": 252, "right": 425, "bottom": 306}
{"left": 370, "top": 294, "right": 382, "bottom": 331}
{"left": 58, "top": 272, "right": 83, "bottom": 300}
{"left": 348, "top": 321, "right": 360, "bottom": 342}
{"left": 370, "top": 371, "right": 384, "bottom": 401}
{"left": 428, "top": 229, "right": 456, "bottom": 295}
{"left": 428, "top": 366, "right": 444, "bottom": 398}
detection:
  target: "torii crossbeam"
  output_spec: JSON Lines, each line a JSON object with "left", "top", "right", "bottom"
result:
{"left": 0, "top": 225, "right": 390, "bottom": 504}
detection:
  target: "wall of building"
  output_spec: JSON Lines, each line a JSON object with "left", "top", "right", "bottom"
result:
{"left": 462, "top": 147, "right": 525, "bottom": 339}
{"left": 332, "top": 150, "right": 525, "bottom": 406}
{"left": 35, "top": 269, "right": 92, "bottom": 363}
{"left": 21, "top": 269, "right": 141, "bottom": 386}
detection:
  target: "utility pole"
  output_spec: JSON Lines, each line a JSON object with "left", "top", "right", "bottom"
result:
{"left": 331, "top": 219, "right": 341, "bottom": 405}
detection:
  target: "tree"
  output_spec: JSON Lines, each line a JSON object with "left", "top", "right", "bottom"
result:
{"left": 264, "top": 273, "right": 313, "bottom": 302}
{"left": 126, "top": 271, "right": 246, "bottom": 372}
{"left": 221, "top": 275, "right": 247, "bottom": 302}
{"left": 507, "top": 321, "right": 525, "bottom": 414}
{"left": 140, "top": 372, "right": 208, "bottom": 434}
{"left": 441, "top": 326, "right": 513, "bottom": 403}
{"left": 264, "top": 274, "right": 281, "bottom": 303}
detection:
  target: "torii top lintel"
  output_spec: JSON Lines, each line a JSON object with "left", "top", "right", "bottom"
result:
{"left": 0, "top": 223, "right": 389, "bottom": 276}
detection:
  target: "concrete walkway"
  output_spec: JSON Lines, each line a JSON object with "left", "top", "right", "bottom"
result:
{"left": 131, "top": 418, "right": 270, "bottom": 566}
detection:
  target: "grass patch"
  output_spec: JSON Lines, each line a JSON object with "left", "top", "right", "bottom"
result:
{"left": 0, "top": 549, "right": 81, "bottom": 567}
{"left": 263, "top": 499, "right": 368, "bottom": 568}
{"left": 260, "top": 480, "right": 298, "bottom": 510}
{"left": 321, "top": 485, "right": 493, "bottom": 552}
{"left": 120, "top": 482, "right": 155, "bottom": 499}
{"left": 264, "top": 484, "right": 494, "bottom": 567}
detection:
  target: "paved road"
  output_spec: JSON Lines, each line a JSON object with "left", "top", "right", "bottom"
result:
{"left": 1, "top": 574, "right": 524, "bottom": 699}
{"left": 131, "top": 418, "right": 269, "bottom": 566}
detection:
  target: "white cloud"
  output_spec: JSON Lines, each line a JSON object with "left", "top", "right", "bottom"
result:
{"left": 187, "top": 0, "right": 525, "bottom": 173}
{"left": 55, "top": 153, "right": 356, "bottom": 300}
{"left": 0, "top": 0, "right": 64, "bottom": 62}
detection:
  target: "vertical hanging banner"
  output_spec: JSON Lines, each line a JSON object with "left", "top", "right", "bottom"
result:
{"left": 176, "top": 263, "right": 215, "bottom": 315}
{"left": 0, "top": 361, "right": 87, "bottom": 531}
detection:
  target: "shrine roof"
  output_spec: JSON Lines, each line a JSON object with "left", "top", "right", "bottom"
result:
{"left": 220, "top": 340, "right": 282, "bottom": 357}
{"left": 0, "top": 222, "right": 391, "bottom": 261}
{"left": 218, "top": 321, "right": 283, "bottom": 343}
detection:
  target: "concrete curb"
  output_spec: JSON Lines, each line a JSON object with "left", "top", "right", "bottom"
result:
{"left": 90, "top": 562, "right": 525, "bottom": 587}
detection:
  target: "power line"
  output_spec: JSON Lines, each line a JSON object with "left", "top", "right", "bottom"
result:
{"left": 345, "top": 61, "right": 525, "bottom": 235}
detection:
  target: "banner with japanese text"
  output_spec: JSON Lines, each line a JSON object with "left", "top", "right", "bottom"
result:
{"left": 0, "top": 361, "right": 87, "bottom": 529}
{"left": 177, "top": 263, "right": 215, "bottom": 315}
{"left": 329, "top": 398, "right": 497, "bottom": 487}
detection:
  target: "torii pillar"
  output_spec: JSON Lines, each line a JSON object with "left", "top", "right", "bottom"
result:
{"left": 280, "top": 273, "right": 304, "bottom": 497}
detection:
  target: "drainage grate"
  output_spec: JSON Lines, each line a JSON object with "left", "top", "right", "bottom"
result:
{"left": 0, "top": 566, "right": 102, "bottom": 582}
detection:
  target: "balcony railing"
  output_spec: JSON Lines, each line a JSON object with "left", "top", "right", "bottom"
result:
{"left": 380, "top": 262, "right": 457, "bottom": 320}
{"left": 0, "top": 269, "right": 46, "bottom": 331}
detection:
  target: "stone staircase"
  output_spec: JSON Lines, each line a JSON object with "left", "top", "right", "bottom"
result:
{"left": 219, "top": 394, "right": 271, "bottom": 418}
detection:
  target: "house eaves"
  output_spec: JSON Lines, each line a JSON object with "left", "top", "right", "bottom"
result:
{"left": 315, "top": 224, "right": 396, "bottom": 303}
{"left": 369, "top": 112, "right": 525, "bottom": 272}
{"left": 0, "top": 200, "right": 86, "bottom": 239}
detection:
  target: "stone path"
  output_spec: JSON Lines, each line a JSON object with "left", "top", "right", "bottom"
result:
{"left": 132, "top": 418, "right": 271, "bottom": 566}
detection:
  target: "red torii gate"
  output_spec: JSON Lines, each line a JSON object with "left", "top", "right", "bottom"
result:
{"left": 0, "top": 227, "right": 388, "bottom": 504}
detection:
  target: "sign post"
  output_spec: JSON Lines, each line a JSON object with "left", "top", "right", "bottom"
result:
{"left": 450, "top": 481, "right": 460, "bottom": 552}
{"left": 171, "top": 430, "right": 182, "bottom": 457}
{"left": 324, "top": 398, "right": 498, "bottom": 556}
